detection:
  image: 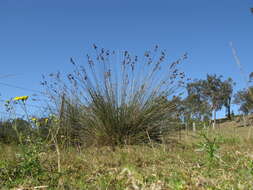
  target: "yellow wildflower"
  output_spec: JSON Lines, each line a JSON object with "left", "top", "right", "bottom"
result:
{"left": 31, "top": 117, "right": 37, "bottom": 122}
{"left": 13, "top": 96, "right": 29, "bottom": 101}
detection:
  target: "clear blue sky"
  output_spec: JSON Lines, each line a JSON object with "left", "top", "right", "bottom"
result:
{"left": 0, "top": 0, "right": 252, "bottom": 118}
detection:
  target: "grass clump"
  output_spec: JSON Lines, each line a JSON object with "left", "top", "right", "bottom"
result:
{"left": 42, "top": 45, "right": 187, "bottom": 147}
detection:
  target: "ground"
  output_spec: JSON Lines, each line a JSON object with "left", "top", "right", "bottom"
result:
{"left": 1, "top": 119, "right": 253, "bottom": 190}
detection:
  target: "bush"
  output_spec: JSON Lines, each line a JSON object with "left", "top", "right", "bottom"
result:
{"left": 0, "top": 119, "right": 32, "bottom": 144}
{"left": 42, "top": 45, "right": 187, "bottom": 147}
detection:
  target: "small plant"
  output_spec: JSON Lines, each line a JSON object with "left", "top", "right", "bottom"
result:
{"left": 0, "top": 139, "right": 45, "bottom": 187}
{"left": 4, "top": 95, "right": 31, "bottom": 144}
{"left": 17, "top": 139, "right": 44, "bottom": 178}
{"left": 196, "top": 132, "right": 220, "bottom": 161}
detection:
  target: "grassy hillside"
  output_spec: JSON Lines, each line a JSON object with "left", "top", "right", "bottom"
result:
{"left": 1, "top": 119, "right": 253, "bottom": 190}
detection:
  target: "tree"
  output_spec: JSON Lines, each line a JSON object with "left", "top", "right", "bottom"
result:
{"left": 184, "top": 81, "right": 212, "bottom": 122}
{"left": 201, "top": 74, "right": 225, "bottom": 126}
{"left": 221, "top": 78, "right": 235, "bottom": 120}
{"left": 249, "top": 72, "right": 253, "bottom": 83}
{"left": 234, "top": 87, "right": 253, "bottom": 115}
{"left": 185, "top": 74, "right": 234, "bottom": 127}
{"left": 234, "top": 72, "right": 253, "bottom": 115}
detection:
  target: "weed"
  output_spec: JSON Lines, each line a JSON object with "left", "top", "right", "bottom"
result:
{"left": 196, "top": 132, "right": 220, "bottom": 162}
{"left": 0, "top": 139, "right": 52, "bottom": 188}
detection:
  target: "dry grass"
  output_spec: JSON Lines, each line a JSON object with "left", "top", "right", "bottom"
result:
{"left": 1, "top": 120, "right": 253, "bottom": 189}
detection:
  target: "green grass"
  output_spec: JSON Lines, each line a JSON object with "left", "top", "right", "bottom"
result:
{"left": 1, "top": 122, "right": 253, "bottom": 189}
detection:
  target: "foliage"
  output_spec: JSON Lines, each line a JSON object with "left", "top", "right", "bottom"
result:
{"left": 196, "top": 132, "right": 220, "bottom": 162}
{"left": 202, "top": 74, "right": 226, "bottom": 113}
{"left": 233, "top": 72, "right": 253, "bottom": 115}
{"left": 184, "top": 75, "right": 234, "bottom": 124}
{"left": 0, "top": 139, "right": 49, "bottom": 188}
{"left": 42, "top": 45, "right": 187, "bottom": 147}
{"left": 184, "top": 81, "right": 212, "bottom": 121}
{"left": 0, "top": 119, "right": 31, "bottom": 144}
{"left": 234, "top": 86, "right": 253, "bottom": 114}
{"left": 221, "top": 78, "right": 235, "bottom": 119}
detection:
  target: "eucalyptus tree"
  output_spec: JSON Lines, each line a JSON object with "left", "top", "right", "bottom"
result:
{"left": 185, "top": 74, "right": 234, "bottom": 127}
{"left": 200, "top": 74, "right": 235, "bottom": 127}
{"left": 221, "top": 78, "right": 235, "bottom": 120}
{"left": 250, "top": 72, "right": 253, "bottom": 82}
{"left": 184, "top": 81, "right": 212, "bottom": 122}
{"left": 234, "top": 73, "right": 253, "bottom": 115}
{"left": 234, "top": 87, "right": 253, "bottom": 115}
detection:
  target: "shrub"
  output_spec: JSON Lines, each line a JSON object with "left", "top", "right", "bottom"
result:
{"left": 42, "top": 45, "right": 187, "bottom": 147}
{"left": 0, "top": 119, "right": 32, "bottom": 144}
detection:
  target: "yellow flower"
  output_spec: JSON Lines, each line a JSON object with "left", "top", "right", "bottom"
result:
{"left": 13, "top": 96, "right": 29, "bottom": 101}
{"left": 31, "top": 117, "right": 37, "bottom": 122}
{"left": 44, "top": 118, "right": 49, "bottom": 124}
{"left": 31, "top": 117, "right": 41, "bottom": 127}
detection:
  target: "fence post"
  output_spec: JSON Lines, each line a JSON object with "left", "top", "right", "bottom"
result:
{"left": 212, "top": 122, "right": 215, "bottom": 130}
{"left": 193, "top": 122, "right": 196, "bottom": 132}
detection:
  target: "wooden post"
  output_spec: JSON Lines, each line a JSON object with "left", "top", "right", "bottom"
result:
{"left": 247, "top": 115, "right": 252, "bottom": 140}
{"left": 186, "top": 123, "right": 189, "bottom": 136}
{"left": 213, "top": 109, "right": 216, "bottom": 130}
{"left": 193, "top": 122, "right": 196, "bottom": 132}
{"left": 243, "top": 115, "right": 246, "bottom": 128}
{"left": 178, "top": 124, "right": 182, "bottom": 140}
